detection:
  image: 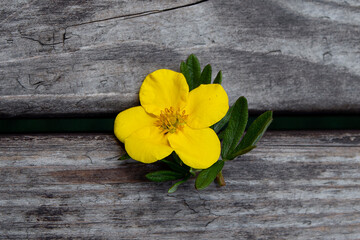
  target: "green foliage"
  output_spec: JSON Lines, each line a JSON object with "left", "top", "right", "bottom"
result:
{"left": 147, "top": 153, "right": 192, "bottom": 192}
{"left": 180, "top": 61, "right": 192, "bottom": 89}
{"left": 200, "top": 64, "right": 212, "bottom": 84}
{"left": 229, "top": 111, "right": 273, "bottom": 159}
{"left": 229, "top": 145, "right": 257, "bottom": 158}
{"left": 212, "top": 104, "right": 234, "bottom": 134}
{"left": 221, "top": 97, "right": 248, "bottom": 160}
{"left": 145, "top": 170, "right": 184, "bottom": 182}
{"left": 195, "top": 160, "right": 225, "bottom": 190}
{"left": 161, "top": 157, "right": 189, "bottom": 174}
{"left": 171, "top": 152, "right": 184, "bottom": 166}
{"left": 185, "top": 54, "right": 201, "bottom": 90}
{"left": 213, "top": 70, "right": 222, "bottom": 84}
{"left": 168, "top": 176, "right": 190, "bottom": 193}
{"left": 118, "top": 152, "right": 130, "bottom": 160}
{"left": 181, "top": 54, "right": 222, "bottom": 90}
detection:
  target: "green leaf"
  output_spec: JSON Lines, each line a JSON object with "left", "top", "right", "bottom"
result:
{"left": 221, "top": 97, "right": 248, "bottom": 160}
{"left": 161, "top": 159, "right": 188, "bottom": 174}
{"left": 195, "top": 160, "right": 225, "bottom": 190}
{"left": 232, "top": 111, "right": 273, "bottom": 157}
{"left": 228, "top": 145, "right": 257, "bottom": 159}
{"left": 168, "top": 176, "right": 190, "bottom": 193}
{"left": 199, "top": 64, "right": 212, "bottom": 84}
{"left": 212, "top": 104, "right": 234, "bottom": 134}
{"left": 217, "top": 130, "right": 226, "bottom": 140}
{"left": 213, "top": 71, "right": 222, "bottom": 84}
{"left": 171, "top": 152, "right": 187, "bottom": 167}
{"left": 186, "top": 54, "right": 201, "bottom": 90}
{"left": 118, "top": 152, "right": 130, "bottom": 160}
{"left": 180, "top": 61, "right": 192, "bottom": 90}
{"left": 146, "top": 170, "right": 184, "bottom": 182}
{"left": 189, "top": 168, "right": 200, "bottom": 176}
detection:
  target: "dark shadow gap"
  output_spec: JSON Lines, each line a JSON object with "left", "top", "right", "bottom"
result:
{"left": 0, "top": 115, "right": 359, "bottom": 133}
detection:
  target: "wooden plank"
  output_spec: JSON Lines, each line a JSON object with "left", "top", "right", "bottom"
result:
{"left": 1, "top": 0, "right": 359, "bottom": 117}
{"left": 0, "top": 131, "right": 359, "bottom": 239}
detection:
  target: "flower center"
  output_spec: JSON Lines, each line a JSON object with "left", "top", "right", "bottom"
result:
{"left": 155, "top": 107, "right": 188, "bottom": 134}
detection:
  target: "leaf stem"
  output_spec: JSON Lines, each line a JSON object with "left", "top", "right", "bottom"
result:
{"left": 216, "top": 171, "right": 226, "bottom": 187}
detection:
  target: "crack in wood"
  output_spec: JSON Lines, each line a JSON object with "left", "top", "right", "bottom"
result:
{"left": 205, "top": 216, "right": 220, "bottom": 227}
{"left": 20, "top": 36, "right": 63, "bottom": 46}
{"left": 62, "top": 28, "right": 70, "bottom": 45}
{"left": 15, "top": 77, "right": 28, "bottom": 90}
{"left": 65, "top": 0, "right": 209, "bottom": 29}
{"left": 183, "top": 199, "right": 198, "bottom": 214}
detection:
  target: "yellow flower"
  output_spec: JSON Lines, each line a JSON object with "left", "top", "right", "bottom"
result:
{"left": 114, "top": 69, "right": 229, "bottom": 169}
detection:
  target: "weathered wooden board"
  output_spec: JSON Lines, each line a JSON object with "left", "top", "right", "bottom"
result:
{"left": 0, "top": 131, "right": 359, "bottom": 239}
{"left": 1, "top": 0, "right": 359, "bottom": 117}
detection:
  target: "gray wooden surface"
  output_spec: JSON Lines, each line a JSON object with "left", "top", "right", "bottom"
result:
{"left": 1, "top": 0, "right": 360, "bottom": 117}
{"left": 1, "top": 131, "right": 359, "bottom": 239}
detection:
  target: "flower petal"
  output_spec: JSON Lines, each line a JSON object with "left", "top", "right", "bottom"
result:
{"left": 114, "top": 106, "right": 155, "bottom": 142}
{"left": 168, "top": 126, "right": 220, "bottom": 169}
{"left": 184, "top": 84, "right": 229, "bottom": 129}
{"left": 125, "top": 126, "right": 173, "bottom": 164}
{"left": 140, "top": 69, "right": 189, "bottom": 115}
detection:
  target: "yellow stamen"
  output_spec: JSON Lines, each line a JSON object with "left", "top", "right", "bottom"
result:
{"left": 154, "top": 107, "right": 188, "bottom": 134}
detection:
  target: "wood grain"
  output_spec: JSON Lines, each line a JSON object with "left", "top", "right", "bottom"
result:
{"left": 0, "top": 131, "right": 359, "bottom": 239}
{"left": 1, "top": 0, "right": 359, "bottom": 117}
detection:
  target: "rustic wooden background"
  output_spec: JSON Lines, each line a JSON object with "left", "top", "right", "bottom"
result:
{"left": 1, "top": 0, "right": 360, "bottom": 239}
{"left": 1, "top": 131, "right": 360, "bottom": 239}
{"left": 1, "top": 0, "right": 360, "bottom": 117}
